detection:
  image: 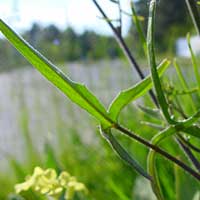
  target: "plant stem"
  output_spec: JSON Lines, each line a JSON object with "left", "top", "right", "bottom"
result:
{"left": 147, "top": 0, "right": 200, "bottom": 174}
{"left": 147, "top": 0, "right": 175, "bottom": 124}
{"left": 185, "top": 0, "right": 200, "bottom": 35}
{"left": 93, "top": 0, "right": 200, "bottom": 183}
{"left": 116, "top": 124, "right": 200, "bottom": 181}
{"left": 178, "top": 134, "right": 200, "bottom": 153}
{"left": 118, "top": 0, "right": 122, "bottom": 36}
{"left": 92, "top": 0, "right": 159, "bottom": 107}
{"left": 176, "top": 136, "right": 200, "bottom": 172}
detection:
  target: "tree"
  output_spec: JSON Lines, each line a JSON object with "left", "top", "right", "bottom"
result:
{"left": 60, "top": 27, "right": 81, "bottom": 60}
{"left": 43, "top": 24, "right": 61, "bottom": 42}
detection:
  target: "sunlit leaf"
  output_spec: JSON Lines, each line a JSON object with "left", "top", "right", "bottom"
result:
{"left": 185, "top": 0, "right": 200, "bottom": 35}
{"left": 108, "top": 59, "right": 170, "bottom": 121}
{"left": 138, "top": 105, "right": 163, "bottom": 120}
{"left": 187, "top": 33, "right": 200, "bottom": 92}
{"left": 0, "top": 19, "right": 114, "bottom": 129}
{"left": 184, "top": 125, "right": 200, "bottom": 139}
{"left": 131, "top": 1, "right": 147, "bottom": 55}
{"left": 147, "top": 0, "right": 175, "bottom": 124}
{"left": 100, "top": 127, "right": 151, "bottom": 180}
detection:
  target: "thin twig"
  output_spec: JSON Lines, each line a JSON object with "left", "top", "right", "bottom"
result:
{"left": 178, "top": 134, "right": 200, "bottom": 153}
{"left": 176, "top": 136, "right": 200, "bottom": 172}
{"left": 116, "top": 124, "right": 200, "bottom": 181}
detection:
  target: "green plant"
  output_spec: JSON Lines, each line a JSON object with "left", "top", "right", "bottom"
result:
{"left": 1, "top": 0, "right": 200, "bottom": 199}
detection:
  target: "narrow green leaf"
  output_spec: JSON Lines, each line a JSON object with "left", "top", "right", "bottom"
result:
{"left": 107, "top": 179, "right": 130, "bottom": 200}
{"left": 0, "top": 19, "right": 114, "bottom": 129}
{"left": 183, "top": 125, "right": 200, "bottom": 139}
{"left": 138, "top": 105, "right": 163, "bottom": 120}
{"left": 9, "top": 159, "right": 26, "bottom": 182}
{"left": 185, "top": 0, "right": 200, "bottom": 35}
{"left": 180, "top": 109, "right": 200, "bottom": 128}
{"left": 147, "top": 112, "right": 200, "bottom": 199}
{"left": 130, "top": 1, "right": 147, "bottom": 56}
{"left": 147, "top": 126, "right": 177, "bottom": 200}
{"left": 141, "top": 121, "right": 164, "bottom": 130}
{"left": 108, "top": 59, "right": 170, "bottom": 121}
{"left": 173, "top": 58, "right": 196, "bottom": 112}
{"left": 187, "top": 33, "right": 200, "bottom": 92}
{"left": 147, "top": 0, "right": 175, "bottom": 124}
{"left": 173, "top": 58, "right": 189, "bottom": 91}
{"left": 44, "top": 143, "right": 61, "bottom": 173}
{"left": 100, "top": 127, "right": 151, "bottom": 180}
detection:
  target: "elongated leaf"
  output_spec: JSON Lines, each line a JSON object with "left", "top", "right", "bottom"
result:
{"left": 138, "top": 105, "right": 163, "bottom": 120}
{"left": 100, "top": 127, "right": 151, "bottom": 180}
{"left": 0, "top": 19, "right": 114, "bottom": 129}
{"left": 147, "top": 0, "right": 175, "bottom": 124}
{"left": 141, "top": 121, "right": 164, "bottom": 130}
{"left": 184, "top": 125, "right": 200, "bottom": 139}
{"left": 130, "top": 1, "right": 147, "bottom": 55}
{"left": 147, "top": 126, "right": 177, "bottom": 200}
{"left": 108, "top": 179, "right": 130, "bottom": 200}
{"left": 173, "top": 58, "right": 196, "bottom": 112}
{"left": 187, "top": 33, "right": 200, "bottom": 91}
{"left": 173, "top": 58, "right": 189, "bottom": 91}
{"left": 108, "top": 59, "right": 170, "bottom": 121}
{"left": 185, "top": 0, "right": 200, "bottom": 35}
{"left": 9, "top": 159, "right": 26, "bottom": 182}
{"left": 44, "top": 143, "right": 61, "bottom": 173}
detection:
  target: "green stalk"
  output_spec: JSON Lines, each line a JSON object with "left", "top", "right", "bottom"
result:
{"left": 147, "top": 126, "right": 176, "bottom": 200}
{"left": 116, "top": 123, "right": 200, "bottom": 179}
{"left": 147, "top": 0, "right": 175, "bottom": 124}
{"left": 173, "top": 58, "right": 196, "bottom": 112}
{"left": 172, "top": 60, "right": 189, "bottom": 89}
{"left": 185, "top": 0, "right": 200, "bottom": 35}
{"left": 130, "top": 1, "right": 147, "bottom": 56}
{"left": 187, "top": 33, "right": 200, "bottom": 94}
{"left": 147, "top": 108, "right": 200, "bottom": 199}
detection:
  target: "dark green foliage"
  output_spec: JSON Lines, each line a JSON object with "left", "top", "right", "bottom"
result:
{"left": 128, "top": 0, "right": 192, "bottom": 52}
{"left": 0, "top": 23, "right": 122, "bottom": 72}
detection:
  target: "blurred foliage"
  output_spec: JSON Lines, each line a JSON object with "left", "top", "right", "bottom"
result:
{"left": 0, "top": 23, "right": 123, "bottom": 71}
{"left": 127, "top": 0, "right": 193, "bottom": 54}
{"left": 1, "top": 0, "right": 200, "bottom": 199}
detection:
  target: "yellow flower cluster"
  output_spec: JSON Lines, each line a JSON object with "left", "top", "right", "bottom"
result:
{"left": 15, "top": 167, "right": 88, "bottom": 200}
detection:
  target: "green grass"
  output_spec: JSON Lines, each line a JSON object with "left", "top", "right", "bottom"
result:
{"left": 1, "top": 0, "right": 200, "bottom": 198}
{"left": 0, "top": 60, "right": 199, "bottom": 199}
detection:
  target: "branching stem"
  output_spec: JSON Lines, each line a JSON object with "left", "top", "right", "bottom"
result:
{"left": 116, "top": 124, "right": 200, "bottom": 181}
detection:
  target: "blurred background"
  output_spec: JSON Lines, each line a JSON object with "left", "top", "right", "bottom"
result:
{"left": 0, "top": 0, "right": 200, "bottom": 199}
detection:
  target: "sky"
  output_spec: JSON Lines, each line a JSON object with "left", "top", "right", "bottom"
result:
{"left": 0, "top": 0, "right": 132, "bottom": 35}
